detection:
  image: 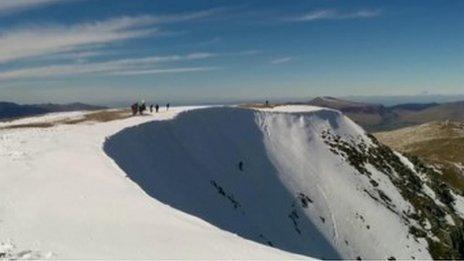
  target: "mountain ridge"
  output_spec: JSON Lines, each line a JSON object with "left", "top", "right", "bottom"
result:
{"left": 105, "top": 106, "right": 464, "bottom": 259}
{"left": 303, "top": 97, "right": 464, "bottom": 131}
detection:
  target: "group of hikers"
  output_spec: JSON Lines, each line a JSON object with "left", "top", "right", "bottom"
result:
{"left": 131, "top": 101, "right": 170, "bottom": 116}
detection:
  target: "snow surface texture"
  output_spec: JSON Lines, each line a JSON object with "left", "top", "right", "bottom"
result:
{"left": 0, "top": 107, "right": 305, "bottom": 260}
{"left": 105, "top": 107, "right": 431, "bottom": 259}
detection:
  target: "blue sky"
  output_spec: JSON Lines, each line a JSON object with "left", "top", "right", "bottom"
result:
{"left": 0, "top": 0, "right": 462, "bottom": 105}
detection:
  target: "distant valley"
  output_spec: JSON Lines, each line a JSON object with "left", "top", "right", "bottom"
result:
{"left": 302, "top": 96, "right": 464, "bottom": 132}
{"left": 0, "top": 102, "right": 106, "bottom": 121}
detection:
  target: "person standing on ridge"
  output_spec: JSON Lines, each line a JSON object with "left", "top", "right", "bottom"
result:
{"left": 166, "top": 103, "right": 170, "bottom": 111}
{"left": 150, "top": 104, "right": 154, "bottom": 113}
{"left": 139, "top": 101, "right": 146, "bottom": 115}
{"left": 155, "top": 104, "right": 159, "bottom": 113}
{"left": 131, "top": 103, "right": 138, "bottom": 116}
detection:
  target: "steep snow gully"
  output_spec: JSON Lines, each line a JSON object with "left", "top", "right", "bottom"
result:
{"left": 104, "top": 107, "right": 432, "bottom": 259}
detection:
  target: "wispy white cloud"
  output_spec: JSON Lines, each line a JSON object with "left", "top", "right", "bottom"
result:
{"left": 0, "top": 0, "right": 62, "bottom": 14}
{"left": 271, "top": 57, "right": 292, "bottom": 64}
{"left": 109, "top": 67, "right": 216, "bottom": 76}
{"left": 288, "top": 9, "right": 380, "bottom": 22}
{"left": 0, "top": 16, "right": 157, "bottom": 64}
{"left": 145, "top": 7, "right": 227, "bottom": 24}
{"left": 0, "top": 8, "right": 223, "bottom": 64}
{"left": 33, "top": 50, "right": 109, "bottom": 63}
{"left": 0, "top": 52, "right": 217, "bottom": 80}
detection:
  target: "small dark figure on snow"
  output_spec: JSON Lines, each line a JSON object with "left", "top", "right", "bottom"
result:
{"left": 150, "top": 104, "right": 154, "bottom": 113}
{"left": 155, "top": 104, "right": 160, "bottom": 113}
{"left": 166, "top": 103, "right": 170, "bottom": 111}
{"left": 131, "top": 103, "right": 138, "bottom": 116}
{"left": 265, "top": 100, "right": 269, "bottom": 107}
{"left": 238, "top": 161, "right": 244, "bottom": 171}
{"left": 139, "top": 102, "right": 146, "bottom": 115}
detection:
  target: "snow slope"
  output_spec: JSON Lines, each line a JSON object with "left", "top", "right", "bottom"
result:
{"left": 3, "top": 105, "right": 462, "bottom": 259}
{"left": 0, "top": 107, "right": 305, "bottom": 259}
{"left": 104, "top": 106, "right": 434, "bottom": 259}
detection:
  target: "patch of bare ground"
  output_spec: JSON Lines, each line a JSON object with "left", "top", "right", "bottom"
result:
{"left": 1, "top": 109, "right": 133, "bottom": 130}
{"left": 375, "top": 121, "right": 464, "bottom": 192}
{"left": 63, "top": 109, "right": 132, "bottom": 124}
{"left": 1, "top": 122, "right": 55, "bottom": 129}
{"left": 239, "top": 103, "right": 281, "bottom": 109}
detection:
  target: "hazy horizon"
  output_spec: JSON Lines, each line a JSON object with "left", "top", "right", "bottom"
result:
{"left": 3, "top": 94, "right": 464, "bottom": 108}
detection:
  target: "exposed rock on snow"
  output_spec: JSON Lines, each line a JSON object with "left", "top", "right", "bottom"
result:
{"left": 0, "top": 239, "right": 54, "bottom": 260}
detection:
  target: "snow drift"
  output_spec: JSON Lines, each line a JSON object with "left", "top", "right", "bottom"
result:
{"left": 104, "top": 106, "right": 457, "bottom": 259}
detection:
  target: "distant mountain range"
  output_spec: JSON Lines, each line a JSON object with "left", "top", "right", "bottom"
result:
{"left": 0, "top": 102, "right": 106, "bottom": 121}
{"left": 304, "top": 96, "right": 464, "bottom": 132}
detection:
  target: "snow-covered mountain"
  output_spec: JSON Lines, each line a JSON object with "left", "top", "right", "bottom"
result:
{"left": 0, "top": 108, "right": 305, "bottom": 260}
{"left": 1, "top": 106, "right": 464, "bottom": 259}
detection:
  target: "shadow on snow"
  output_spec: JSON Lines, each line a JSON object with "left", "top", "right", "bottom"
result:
{"left": 104, "top": 107, "right": 340, "bottom": 259}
